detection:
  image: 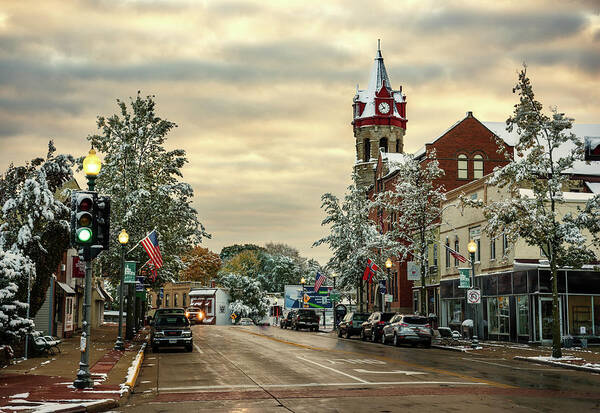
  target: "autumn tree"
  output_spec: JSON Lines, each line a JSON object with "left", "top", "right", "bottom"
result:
{"left": 180, "top": 246, "right": 221, "bottom": 284}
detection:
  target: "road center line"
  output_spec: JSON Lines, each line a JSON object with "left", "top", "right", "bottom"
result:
{"left": 297, "top": 356, "right": 369, "bottom": 383}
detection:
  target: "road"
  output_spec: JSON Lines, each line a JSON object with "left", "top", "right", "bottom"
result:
{"left": 121, "top": 325, "right": 600, "bottom": 412}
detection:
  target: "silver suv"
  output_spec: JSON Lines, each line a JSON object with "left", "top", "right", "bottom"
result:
{"left": 381, "top": 314, "right": 433, "bottom": 347}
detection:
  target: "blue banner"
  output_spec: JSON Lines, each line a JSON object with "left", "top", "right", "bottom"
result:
{"left": 284, "top": 285, "right": 333, "bottom": 309}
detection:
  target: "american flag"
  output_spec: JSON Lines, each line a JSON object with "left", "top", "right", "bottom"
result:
{"left": 314, "top": 272, "right": 326, "bottom": 292}
{"left": 444, "top": 244, "right": 467, "bottom": 263}
{"left": 141, "top": 230, "right": 163, "bottom": 269}
{"left": 363, "top": 259, "right": 379, "bottom": 283}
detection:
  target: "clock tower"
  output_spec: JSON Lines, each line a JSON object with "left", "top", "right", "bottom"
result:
{"left": 352, "top": 42, "right": 407, "bottom": 187}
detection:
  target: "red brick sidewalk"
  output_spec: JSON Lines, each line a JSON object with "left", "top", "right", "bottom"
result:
{"left": 0, "top": 325, "right": 146, "bottom": 412}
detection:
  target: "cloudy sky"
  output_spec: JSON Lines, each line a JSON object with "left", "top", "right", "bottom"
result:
{"left": 0, "top": 0, "right": 598, "bottom": 264}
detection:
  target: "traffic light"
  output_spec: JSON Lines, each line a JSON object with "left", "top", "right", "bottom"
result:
{"left": 96, "top": 195, "right": 111, "bottom": 251}
{"left": 71, "top": 191, "right": 96, "bottom": 247}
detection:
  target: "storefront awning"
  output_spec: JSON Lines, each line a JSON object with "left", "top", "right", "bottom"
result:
{"left": 189, "top": 288, "right": 217, "bottom": 296}
{"left": 57, "top": 281, "right": 75, "bottom": 295}
{"left": 98, "top": 285, "right": 113, "bottom": 302}
{"left": 585, "top": 181, "right": 600, "bottom": 194}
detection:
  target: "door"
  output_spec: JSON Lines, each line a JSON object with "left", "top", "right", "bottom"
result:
{"left": 64, "top": 296, "right": 73, "bottom": 332}
{"left": 539, "top": 297, "right": 562, "bottom": 344}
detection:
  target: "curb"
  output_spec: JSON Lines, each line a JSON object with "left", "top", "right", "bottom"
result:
{"left": 431, "top": 344, "right": 479, "bottom": 352}
{"left": 124, "top": 342, "right": 146, "bottom": 390}
{"left": 46, "top": 399, "right": 119, "bottom": 413}
{"left": 514, "top": 356, "right": 600, "bottom": 373}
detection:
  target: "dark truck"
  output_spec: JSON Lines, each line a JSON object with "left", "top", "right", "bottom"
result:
{"left": 292, "top": 309, "right": 320, "bottom": 331}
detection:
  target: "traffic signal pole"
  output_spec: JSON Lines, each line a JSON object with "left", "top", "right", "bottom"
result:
{"left": 74, "top": 254, "right": 94, "bottom": 389}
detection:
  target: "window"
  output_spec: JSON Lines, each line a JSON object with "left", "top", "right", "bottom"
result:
{"left": 473, "top": 154, "right": 484, "bottom": 179}
{"left": 379, "top": 137, "right": 388, "bottom": 153}
{"left": 458, "top": 154, "right": 468, "bottom": 179}
{"left": 363, "top": 139, "right": 371, "bottom": 162}
{"left": 469, "top": 227, "right": 481, "bottom": 262}
{"left": 396, "top": 140, "right": 400, "bottom": 153}
{"left": 165, "top": 293, "right": 170, "bottom": 307}
{"left": 502, "top": 233, "right": 508, "bottom": 256}
{"left": 454, "top": 239, "right": 460, "bottom": 266}
{"left": 433, "top": 243, "right": 438, "bottom": 267}
{"left": 174, "top": 293, "right": 178, "bottom": 307}
{"left": 445, "top": 238, "right": 450, "bottom": 268}
{"left": 517, "top": 295, "right": 529, "bottom": 335}
{"left": 183, "top": 293, "right": 187, "bottom": 307}
{"left": 490, "top": 238, "right": 496, "bottom": 261}
{"left": 488, "top": 296, "right": 510, "bottom": 335}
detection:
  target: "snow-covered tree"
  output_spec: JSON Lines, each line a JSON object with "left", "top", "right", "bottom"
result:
{"left": 372, "top": 151, "right": 446, "bottom": 315}
{"left": 85, "top": 93, "right": 208, "bottom": 286}
{"left": 219, "top": 273, "right": 269, "bottom": 321}
{"left": 258, "top": 254, "right": 302, "bottom": 293}
{"left": 465, "top": 66, "right": 600, "bottom": 358}
{"left": 314, "top": 173, "right": 378, "bottom": 310}
{"left": 220, "top": 244, "right": 265, "bottom": 263}
{"left": 179, "top": 246, "right": 221, "bottom": 284}
{"left": 0, "top": 141, "right": 74, "bottom": 317}
{"left": 0, "top": 249, "right": 35, "bottom": 344}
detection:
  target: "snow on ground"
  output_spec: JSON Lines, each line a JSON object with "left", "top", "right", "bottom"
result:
{"left": 9, "top": 392, "right": 30, "bottom": 398}
{"left": 524, "top": 355, "right": 600, "bottom": 372}
{"left": 6, "top": 399, "right": 112, "bottom": 412}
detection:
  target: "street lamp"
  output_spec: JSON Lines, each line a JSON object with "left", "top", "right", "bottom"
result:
{"left": 385, "top": 258, "right": 392, "bottom": 312}
{"left": 74, "top": 148, "right": 102, "bottom": 389}
{"left": 300, "top": 277, "right": 306, "bottom": 308}
{"left": 114, "top": 229, "right": 129, "bottom": 351}
{"left": 467, "top": 240, "right": 479, "bottom": 349}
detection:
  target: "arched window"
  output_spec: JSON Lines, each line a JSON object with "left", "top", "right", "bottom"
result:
{"left": 165, "top": 293, "right": 170, "bottom": 307}
{"left": 363, "top": 139, "right": 371, "bottom": 162}
{"left": 183, "top": 293, "right": 187, "bottom": 307}
{"left": 396, "top": 140, "right": 400, "bottom": 153}
{"left": 458, "top": 154, "right": 468, "bottom": 179}
{"left": 174, "top": 293, "right": 178, "bottom": 307}
{"left": 379, "top": 137, "right": 388, "bottom": 153}
{"left": 473, "top": 154, "right": 484, "bottom": 179}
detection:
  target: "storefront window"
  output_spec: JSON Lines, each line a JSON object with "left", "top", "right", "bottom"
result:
{"left": 517, "top": 295, "right": 529, "bottom": 335}
{"left": 449, "top": 300, "right": 463, "bottom": 324}
{"left": 594, "top": 296, "right": 599, "bottom": 336}
{"left": 488, "top": 296, "right": 510, "bottom": 335}
{"left": 568, "top": 295, "right": 592, "bottom": 335}
{"left": 413, "top": 291, "right": 419, "bottom": 313}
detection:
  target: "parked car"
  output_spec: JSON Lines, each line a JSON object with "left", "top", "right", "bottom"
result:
{"left": 185, "top": 306, "right": 204, "bottom": 324}
{"left": 338, "top": 312, "right": 370, "bottom": 339}
{"left": 292, "top": 309, "right": 320, "bottom": 331}
{"left": 280, "top": 310, "right": 297, "bottom": 329}
{"left": 360, "top": 312, "right": 396, "bottom": 342}
{"left": 238, "top": 318, "right": 254, "bottom": 326}
{"left": 151, "top": 313, "right": 193, "bottom": 352}
{"left": 381, "top": 314, "right": 433, "bottom": 347}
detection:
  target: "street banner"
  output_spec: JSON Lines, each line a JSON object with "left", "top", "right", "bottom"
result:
{"left": 72, "top": 256, "right": 85, "bottom": 278}
{"left": 135, "top": 276, "right": 144, "bottom": 291}
{"left": 378, "top": 279, "right": 387, "bottom": 294}
{"left": 124, "top": 261, "right": 137, "bottom": 283}
{"left": 458, "top": 268, "right": 471, "bottom": 288}
{"left": 407, "top": 262, "right": 420, "bottom": 281}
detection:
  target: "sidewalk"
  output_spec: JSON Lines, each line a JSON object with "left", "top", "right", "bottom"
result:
{"left": 0, "top": 324, "right": 147, "bottom": 412}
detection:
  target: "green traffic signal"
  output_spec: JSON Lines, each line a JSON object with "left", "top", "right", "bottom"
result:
{"left": 77, "top": 227, "right": 93, "bottom": 243}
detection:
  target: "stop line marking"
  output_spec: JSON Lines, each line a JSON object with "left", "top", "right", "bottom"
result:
{"left": 353, "top": 369, "right": 426, "bottom": 375}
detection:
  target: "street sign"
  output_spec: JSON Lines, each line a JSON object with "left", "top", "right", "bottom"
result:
{"left": 231, "top": 313, "right": 237, "bottom": 320}
{"left": 303, "top": 294, "right": 310, "bottom": 303}
{"left": 330, "top": 292, "right": 341, "bottom": 302}
{"left": 124, "top": 261, "right": 137, "bottom": 283}
{"left": 407, "top": 261, "right": 420, "bottom": 281}
{"left": 284, "top": 285, "right": 333, "bottom": 309}
{"left": 135, "top": 276, "right": 144, "bottom": 291}
{"left": 385, "top": 294, "right": 393, "bottom": 303}
{"left": 467, "top": 289, "right": 481, "bottom": 304}
{"left": 458, "top": 268, "right": 471, "bottom": 288}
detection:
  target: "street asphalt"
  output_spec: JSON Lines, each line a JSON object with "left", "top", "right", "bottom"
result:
{"left": 120, "top": 325, "right": 600, "bottom": 412}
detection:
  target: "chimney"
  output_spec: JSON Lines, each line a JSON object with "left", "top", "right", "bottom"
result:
{"left": 466, "top": 111, "right": 473, "bottom": 117}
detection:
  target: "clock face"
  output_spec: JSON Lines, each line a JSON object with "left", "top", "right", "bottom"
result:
{"left": 378, "top": 102, "right": 390, "bottom": 114}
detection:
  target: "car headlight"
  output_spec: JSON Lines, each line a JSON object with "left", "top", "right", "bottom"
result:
{"left": 182, "top": 331, "right": 192, "bottom": 337}
{"left": 197, "top": 312, "right": 204, "bottom": 319}
{"left": 154, "top": 331, "right": 164, "bottom": 337}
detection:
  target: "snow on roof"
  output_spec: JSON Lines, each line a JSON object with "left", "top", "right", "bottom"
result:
{"left": 189, "top": 288, "right": 217, "bottom": 296}
{"left": 518, "top": 188, "right": 595, "bottom": 201}
{"left": 367, "top": 48, "right": 392, "bottom": 94}
{"left": 382, "top": 152, "right": 410, "bottom": 178}
{"left": 585, "top": 182, "right": 600, "bottom": 194}
{"left": 484, "top": 122, "right": 600, "bottom": 176}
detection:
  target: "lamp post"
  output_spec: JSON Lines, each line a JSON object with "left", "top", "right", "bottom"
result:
{"left": 385, "top": 258, "right": 392, "bottom": 312}
{"left": 331, "top": 272, "right": 338, "bottom": 329}
{"left": 74, "top": 149, "right": 101, "bottom": 389}
{"left": 300, "top": 277, "right": 306, "bottom": 308}
{"left": 114, "top": 229, "right": 129, "bottom": 351}
{"left": 467, "top": 240, "right": 479, "bottom": 349}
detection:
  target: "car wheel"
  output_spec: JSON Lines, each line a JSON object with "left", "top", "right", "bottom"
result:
{"left": 280, "top": 323, "right": 284, "bottom": 329}
{"left": 295, "top": 324, "right": 299, "bottom": 331}
{"left": 360, "top": 329, "right": 366, "bottom": 341}
{"left": 338, "top": 329, "right": 342, "bottom": 337}
{"left": 152, "top": 346, "right": 159, "bottom": 353}
{"left": 393, "top": 333, "right": 399, "bottom": 347}
{"left": 424, "top": 340, "right": 432, "bottom": 348}
{"left": 346, "top": 330, "right": 352, "bottom": 339}
{"left": 381, "top": 333, "right": 386, "bottom": 345}
{"left": 186, "top": 345, "right": 193, "bottom": 352}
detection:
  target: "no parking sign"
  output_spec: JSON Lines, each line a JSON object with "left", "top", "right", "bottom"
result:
{"left": 467, "top": 289, "right": 481, "bottom": 304}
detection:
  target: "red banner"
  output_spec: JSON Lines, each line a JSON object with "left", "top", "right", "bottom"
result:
{"left": 72, "top": 256, "right": 85, "bottom": 278}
